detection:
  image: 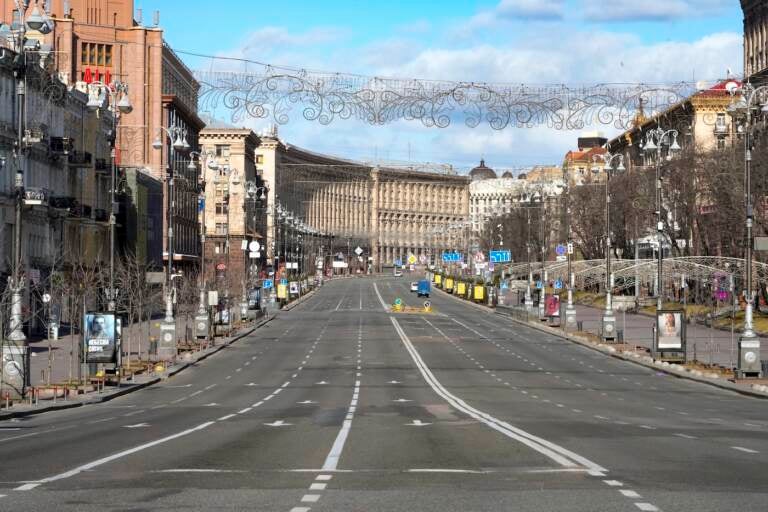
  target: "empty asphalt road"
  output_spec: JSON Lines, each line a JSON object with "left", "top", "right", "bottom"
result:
{"left": 0, "top": 276, "right": 765, "bottom": 511}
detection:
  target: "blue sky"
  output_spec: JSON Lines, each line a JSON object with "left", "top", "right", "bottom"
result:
{"left": 139, "top": 0, "right": 744, "bottom": 172}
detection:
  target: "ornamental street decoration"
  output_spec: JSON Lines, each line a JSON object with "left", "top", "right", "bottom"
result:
{"left": 193, "top": 60, "right": 696, "bottom": 131}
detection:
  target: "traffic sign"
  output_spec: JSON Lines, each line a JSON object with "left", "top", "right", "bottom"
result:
{"left": 489, "top": 250, "right": 511, "bottom": 263}
{"left": 424, "top": 301, "right": 431, "bottom": 309}
{"left": 567, "top": 243, "right": 574, "bottom": 255}
{"left": 280, "top": 278, "right": 288, "bottom": 286}
{"left": 419, "top": 254, "right": 427, "bottom": 264}
{"left": 394, "top": 259, "right": 403, "bottom": 267}
{"left": 216, "top": 263, "right": 227, "bottom": 271}
{"left": 249, "top": 241, "right": 261, "bottom": 252}
{"left": 407, "top": 254, "right": 417, "bottom": 264}
{"left": 355, "top": 246, "right": 363, "bottom": 256}
{"left": 442, "top": 252, "right": 462, "bottom": 263}
{"left": 394, "top": 298, "right": 402, "bottom": 306}
{"left": 556, "top": 255, "right": 567, "bottom": 262}
{"left": 556, "top": 244, "right": 567, "bottom": 256}
{"left": 536, "top": 281, "right": 543, "bottom": 289}
{"left": 554, "top": 279, "right": 563, "bottom": 290}
{"left": 263, "top": 279, "right": 274, "bottom": 289}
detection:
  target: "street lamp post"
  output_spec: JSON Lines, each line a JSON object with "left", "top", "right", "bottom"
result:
{"left": 592, "top": 151, "right": 626, "bottom": 341}
{"left": 188, "top": 150, "right": 216, "bottom": 340}
{"left": 86, "top": 81, "right": 133, "bottom": 312}
{"left": 641, "top": 127, "right": 681, "bottom": 311}
{"left": 727, "top": 83, "right": 767, "bottom": 378}
{"left": 3, "top": 3, "right": 53, "bottom": 354}
{"left": 152, "top": 124, "right": 190, "bottom": 359}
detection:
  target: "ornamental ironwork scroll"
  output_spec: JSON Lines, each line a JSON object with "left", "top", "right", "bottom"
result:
{"left": 195, "top": 64, "right": 696, "bottom": 131}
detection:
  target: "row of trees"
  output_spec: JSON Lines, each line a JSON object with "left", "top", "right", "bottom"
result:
{"left": 482, "top": 141, "right": 767, "bottom": 298}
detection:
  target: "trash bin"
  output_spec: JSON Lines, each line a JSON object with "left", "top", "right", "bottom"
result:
{"left": 577, "top": 320, "right": 583, "bottom": 332}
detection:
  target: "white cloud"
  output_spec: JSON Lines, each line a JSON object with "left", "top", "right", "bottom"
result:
{"left": 497, "top": 0, "right": 565, "bottom": 20}
{"left": 582, "top": 0, "right": 730, "bottom": 21}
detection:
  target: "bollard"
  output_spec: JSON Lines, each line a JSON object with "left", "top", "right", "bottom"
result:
{"left": 53, "top": 386, "right": 57, "bottom": 403}
{"left": 4, "top": 392, "right": 9, "bottom": 409}
{"left": 577, "top": 320, "right": 583, "bottom": 332}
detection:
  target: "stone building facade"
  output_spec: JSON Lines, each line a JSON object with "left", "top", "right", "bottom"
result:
{"left": 0, "top": 49, "right": 113, "bottom": 334}
{"left": 2, "top": 0, "right": 204, "bottom": 273}
{"left": 742, "top": 0, "right": 768, "bottom": 79}
{"left": 255, "top": 131, "right": 470, "bottom": 273}
{"left": 198, "top": 122, "right": 262, "bottom": 299}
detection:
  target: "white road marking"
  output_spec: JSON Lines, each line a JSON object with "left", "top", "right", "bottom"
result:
{"left": 393, "top": 398, "right": 412, "bottom": 403}
{"left": 309, "top": 483, "right": 327, "bottom": 490}
{"left": 123, "top": 423, "right": 150, "bottom": 429}
{"left": 218, "top": 414, "right": 236, "bottom": 421}
{"left": 604, "top": 480, "right": 623, "bottom": 486}
{"left": 407, "top": 468, "right": 490, "bottom": 474}
{"left": 316, "top": 474, "right": 333, "bottom": 481}
{"left": 302, "top": 494, "right": 321, "bottom": 503}
{"left": 290, "top": 508, "right": 311, "bottom": 512}
{"left": 322, "top": 379, "right": 362, "bottom": 471}
{"left": 88, "top": 417, "right": 117, "bottom": 424}
{"left": 373, "top": 283, "right": 389, "bottom": 310}
{"left": 732, "top": 446, "right": 759, "bottom": 454}
{"left": 238, "top": 408, "right": 252, "bottom": 414}
{"left": 15, "top": 422, "right": 215, "bottom": 490}
{"left": 621, "top": 490, "right": 641, "bottom": 498}
{"left": 155, "top": 469, "right": 242, "bottom": 473}
{"left": 264, "top": 420, "right": 292, "bottom": 427}
{"left": 634, "top": 503, "right": 659, "bottom": 511}
{"left": 394, "top": 317, "right": 606, "bottom": 473}
{"left": 406, "top": 420, "right": 432, "bottom": 426}
{"left": 673, "top": 433, "right": 697, "bottom": 439}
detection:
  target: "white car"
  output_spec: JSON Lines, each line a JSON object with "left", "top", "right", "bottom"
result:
{"left": 410, "top": 282, "right": 419, "bottom": 292}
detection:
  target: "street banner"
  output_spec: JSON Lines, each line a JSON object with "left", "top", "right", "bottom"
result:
{"left": 277, "top": 284, "right": 288, "bottom": 299}
{"left": 84, "top": 312, "right": 117, "bottom": 364}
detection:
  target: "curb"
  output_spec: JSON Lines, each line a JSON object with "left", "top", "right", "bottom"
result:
{"left": 282, "top": 287, "right": 320, "bottom": 311}
{"left": 0, "top": 316, "right": 275, "bottom": 421}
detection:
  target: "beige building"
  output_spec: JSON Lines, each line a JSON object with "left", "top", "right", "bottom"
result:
{"left": 255, "top": 130, "right": 470, "bottom": 273}
{"left": 198, "top": 121, "right": 262, "bottom": 296}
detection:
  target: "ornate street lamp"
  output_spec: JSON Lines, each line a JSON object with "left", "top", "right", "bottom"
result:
{"left": 87, "top": 81, "right": 132, "bottom": 312}
{"left": 726, "top": 82, "right": 768, "bottom": 378}
{"left": 592, "top": 151, "right": 626, "bottom": 341}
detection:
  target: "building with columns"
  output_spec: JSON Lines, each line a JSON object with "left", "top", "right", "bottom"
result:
{"left": 255, "top": 130, "right": 470, "bottom": 273}
{"left": 742, "top": 0, "right": 768, "bottom": 81}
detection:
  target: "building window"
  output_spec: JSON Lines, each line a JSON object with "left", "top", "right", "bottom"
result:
{"left": 256, "top": 155, "right": 264, "bottom": 164}
{"left": 215, "top": 202, "right": 228, "bottom": 215}
{"left": 717, "top": 137, "right": 726, "bottom": 150}
{"left": 215, "top": 223, "right": 228, "bottom": 235}
{"left": 81, "top": 43, "right": 113, "bottom": 68}
{"left": 215, "top": 145, "right": 230, "bottom": 158}
{"left": 214, "top": 241, "right": 226, "bottom": 254}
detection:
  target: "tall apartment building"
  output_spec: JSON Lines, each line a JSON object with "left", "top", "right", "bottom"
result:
{"left": 2, "top": 0, "right": 204, "bottom": 274}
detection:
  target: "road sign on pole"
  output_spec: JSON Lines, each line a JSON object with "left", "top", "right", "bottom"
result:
{"left": 556, "top": 244, "right": 567, "bottom": 256}
{"left": 489, "top": 250, "right": 511, "bottom": 263}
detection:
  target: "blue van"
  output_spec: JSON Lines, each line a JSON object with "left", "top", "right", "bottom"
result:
{"left": 417, "top": 279, "right": 431, "bottom": 298}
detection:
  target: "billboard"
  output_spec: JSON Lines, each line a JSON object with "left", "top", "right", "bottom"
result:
{"left": 656, "top": 310, "right": 684, "bottom": 350}
{"left": 84, "top": 312, "right": 117, "bottom": 364}
{"left": 545, "top": 295, "right": 560, "bottom": 317}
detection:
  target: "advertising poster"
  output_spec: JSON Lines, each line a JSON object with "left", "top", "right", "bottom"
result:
{"left": 545, "top": 295, "right": 561, "bottom": 317}
{"left": 289, "top": 281, "right": 300, "bottom": 295}
{"left": 84, "top": 312, "right": 117, "bottom": 364}
{"left": 277, "top": 284, "right": 288, "bottom": 299}
{"left": 657, "top": 311, "right": 683, "bottom": 350}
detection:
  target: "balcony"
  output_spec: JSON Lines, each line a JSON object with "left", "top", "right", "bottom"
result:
{"left": 70, "top": 204, "right": 92, "bottom": 218}
{"left": 49, "top": 137, "right": 74, "bottom": 155}
{"left": 49, "top": 196, "right": 77, "bottom": 209}
{"left": 94, "top": 208, "right": 109, "bottom": 222}
{"left": 68, "top": 151, "right": 92, "bottom": 168}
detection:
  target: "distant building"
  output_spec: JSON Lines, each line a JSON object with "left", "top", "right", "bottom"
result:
{"left": 742, "top": 0, "right": 768, "bottom": 81}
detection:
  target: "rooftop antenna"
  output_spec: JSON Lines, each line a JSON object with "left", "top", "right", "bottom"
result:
{"left": 152, "top": 10, "right": 159, "bottom": 27}
{"left": 63, "top": 0, "right": 70, "bottom": 18}
{"left": 136, "top": 8, "right": 143, "bottom": 26}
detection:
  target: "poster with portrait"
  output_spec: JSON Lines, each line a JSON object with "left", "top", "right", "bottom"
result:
{"left": 84, "top": 312, "right": 117, "bottom": 364}
{"left": 656, "top": 310, "right": 684, "bottom": 350}
{"left": 545, "top": 295, "right": 561, "bottom": 317}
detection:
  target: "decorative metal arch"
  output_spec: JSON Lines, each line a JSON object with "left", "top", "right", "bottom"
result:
{"left": 502, "top": 257, "right": 767, "bottom": 293}
{"left": 193, "top": 61, "right": 697, "bottom": 130}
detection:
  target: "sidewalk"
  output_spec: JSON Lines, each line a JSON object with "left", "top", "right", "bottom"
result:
{"left": 571, "top": 304, "right": 739, "bottom": 369}
{"left": 1, "top": 315, "right": 274, "bottom": 420}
